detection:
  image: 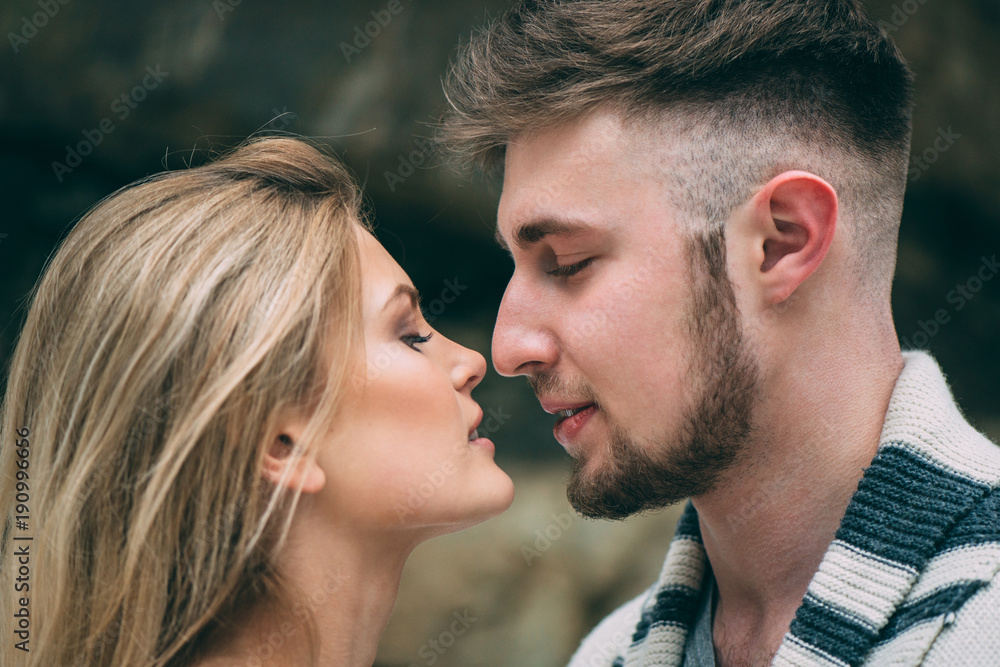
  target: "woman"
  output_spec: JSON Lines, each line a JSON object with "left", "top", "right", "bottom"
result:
{"left": 0, "top": 137, "right": 515, "bottom": 666}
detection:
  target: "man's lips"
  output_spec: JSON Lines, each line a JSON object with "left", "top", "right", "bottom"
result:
{"left": 551, "top": 404, "right": 598, "bottom": 447}
{"left": 538, "top": 399, "right": 597, "bottom": 420}
{"left": 537, "top": 397, "right": 599, "bottom": 448}
{"left": 554, "top": 404, "right": 596, "bottom": 424}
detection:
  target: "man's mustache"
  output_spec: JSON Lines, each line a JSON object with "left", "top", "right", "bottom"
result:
{"left": 526, "top": 371, "right": 598, "bottom": 407}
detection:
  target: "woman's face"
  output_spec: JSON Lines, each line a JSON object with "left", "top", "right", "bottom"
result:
{"left": 314, "top": 227, "right": 514, "bottom": 535}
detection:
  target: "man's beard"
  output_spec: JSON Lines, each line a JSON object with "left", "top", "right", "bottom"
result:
{"left": 532, "top": 228, "right": 762, "bottom": 520}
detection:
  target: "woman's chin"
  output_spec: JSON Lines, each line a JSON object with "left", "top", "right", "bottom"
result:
{"left": 467, "top": 473, "right": 516, "bottom": 524}
{"left": 478, "top": 466, "right": 516, "bottom": 514}
{"left": 403, "top": 473, "right": 515, "bottom": 537}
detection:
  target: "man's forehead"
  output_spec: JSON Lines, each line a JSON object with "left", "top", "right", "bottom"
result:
{"left": 504, "top": 110, "right": 629, "bottom": 175}
{"left": 497, "top": 112, "right": 654, "bottom": 246}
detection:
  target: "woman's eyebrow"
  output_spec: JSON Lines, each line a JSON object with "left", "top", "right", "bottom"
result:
{"left": 381, "top": 283, "right": 422, "bottom": 312}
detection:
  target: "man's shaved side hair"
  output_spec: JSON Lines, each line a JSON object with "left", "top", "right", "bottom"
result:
{"left": 439, "top": 0, "right": 915, "bottom": 304}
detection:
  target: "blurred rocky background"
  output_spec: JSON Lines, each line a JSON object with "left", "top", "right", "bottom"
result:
{"left": 1, "top": 1, "right": 997, "bottom": 665}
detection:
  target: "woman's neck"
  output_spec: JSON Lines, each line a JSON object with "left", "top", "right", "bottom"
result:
{"left": 196, "top": 517, "right": 418, "bottom": 666}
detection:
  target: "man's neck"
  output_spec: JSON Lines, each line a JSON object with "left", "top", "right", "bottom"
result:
{"left": 693, "top": 347, "right": 905, "bottom": 665}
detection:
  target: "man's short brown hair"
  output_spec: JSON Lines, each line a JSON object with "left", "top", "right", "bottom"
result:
{"left": 439, "top": 0, "right": 915, "bottom": 302}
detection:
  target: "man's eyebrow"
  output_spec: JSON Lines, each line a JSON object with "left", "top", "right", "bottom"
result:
{"left": 495, "top": 219, "right": 597, "bottom": 253}
{"left": 381, "top": 283, "right": 421, "bottom": 312}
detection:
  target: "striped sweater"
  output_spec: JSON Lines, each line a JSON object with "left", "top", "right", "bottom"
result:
{"left": 568, "top": 351, "right": 1000, "bottom": 667}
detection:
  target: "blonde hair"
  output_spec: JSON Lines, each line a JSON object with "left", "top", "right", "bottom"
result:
{"left": 0, "top": 137, "right": 368, "bottom": 666}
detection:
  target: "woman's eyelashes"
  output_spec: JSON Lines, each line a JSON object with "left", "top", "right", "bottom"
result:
{"left": 401, "top": 331, "right": 433, "bottom": 351}
{"left": 392, "top": 302, "right": 432, "bottom": 351}
{"left": 546, "top": 256, "right": 594, "bottom": 279}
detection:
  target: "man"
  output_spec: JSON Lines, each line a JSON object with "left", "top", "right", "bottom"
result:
{"left": 438, "top": 1, "right": 1000, "bottom": 665}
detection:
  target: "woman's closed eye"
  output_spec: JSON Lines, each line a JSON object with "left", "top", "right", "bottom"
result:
{"left": 401, "top": 331, "right": 433, "bottom": 351}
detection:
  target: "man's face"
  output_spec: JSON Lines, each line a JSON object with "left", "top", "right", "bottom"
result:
{"left": 492, "top": 109, "right": 762, "bottom": 518}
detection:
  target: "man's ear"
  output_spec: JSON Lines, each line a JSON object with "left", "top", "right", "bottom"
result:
{"left": 744, "top": 170, "right": 838, "bottom": 305}
{"left": 262, "top": 430, "right": 326, "bottom": 494}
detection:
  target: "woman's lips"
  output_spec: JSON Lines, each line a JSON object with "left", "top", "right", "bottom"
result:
{"left": 469, "top": 434, "right": 495, "bottom": 454}
{"left": 553, "top": 404, "right": 597, "bottom": 448}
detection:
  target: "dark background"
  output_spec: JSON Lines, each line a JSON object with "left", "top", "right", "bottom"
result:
{"left": 1, "top": 1, "right": 998, "bottom": 664}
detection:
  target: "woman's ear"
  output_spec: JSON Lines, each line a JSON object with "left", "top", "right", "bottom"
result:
{"left": 262, "top": 431, "right": 326, "bottom": 494}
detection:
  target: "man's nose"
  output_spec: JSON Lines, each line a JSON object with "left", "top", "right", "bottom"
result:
{"left": 491, "top": 275, "right": 558, "bottom": 377}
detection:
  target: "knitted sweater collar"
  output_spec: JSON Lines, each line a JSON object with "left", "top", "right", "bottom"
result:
{"left": 621, "top": 351, "right": 1000, "bottom": 667}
